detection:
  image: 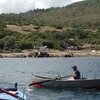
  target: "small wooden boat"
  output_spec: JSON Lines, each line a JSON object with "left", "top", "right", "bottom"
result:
{"left": 0, "top": 83, "right": 29, "bottom": 100}
{"left": 30, "top": 75, "right": 100, "bottom": 89}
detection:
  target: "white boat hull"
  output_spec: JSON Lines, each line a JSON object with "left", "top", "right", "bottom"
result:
{"left": 31, "top": 75, "right": 100, "bottom": 89}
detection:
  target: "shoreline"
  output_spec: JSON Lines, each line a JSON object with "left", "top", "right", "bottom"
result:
{"left": 0, "top": 50, "right": 100, "bottom": 58}
{"left": 48, "top": 50, "right": 100, "bottom": 57}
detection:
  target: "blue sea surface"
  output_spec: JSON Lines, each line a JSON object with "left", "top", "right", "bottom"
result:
{"left": 0, "top": 57, "right": 100, "bottom": 100}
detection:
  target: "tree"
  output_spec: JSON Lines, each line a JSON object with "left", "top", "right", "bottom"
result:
{"left": 4, "top": 36, "right": 15, "bottom": 50}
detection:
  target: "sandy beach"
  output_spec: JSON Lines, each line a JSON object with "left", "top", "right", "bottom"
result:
{"left": 48, "top": 50, "right": 100, "bottom": 57}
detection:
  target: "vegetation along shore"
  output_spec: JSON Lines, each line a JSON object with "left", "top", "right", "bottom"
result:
{"left": 0, "top": 0, "right": 100, "bottom": 57}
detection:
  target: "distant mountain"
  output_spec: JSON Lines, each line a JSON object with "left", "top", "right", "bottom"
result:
{"left": 0, "top": 0, "right": 100, "bottom": 29}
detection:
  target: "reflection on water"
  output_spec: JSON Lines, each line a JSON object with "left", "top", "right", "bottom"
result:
{"left": 30, "top": 88, "right": 100, "bottom": 100}
{"left": 0, "top": 57, "right": 100, "bottom": 100}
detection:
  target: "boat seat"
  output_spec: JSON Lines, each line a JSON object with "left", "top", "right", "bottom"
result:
{"left": 5, "top": 88, "right": 17, "bottom": 91}
{"left": 80, "top": 77, "right": 86, "bottom": 79}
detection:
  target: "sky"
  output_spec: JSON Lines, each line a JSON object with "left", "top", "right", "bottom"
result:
{"left": 0, "top": 0, "right": 83, "bottom": 14}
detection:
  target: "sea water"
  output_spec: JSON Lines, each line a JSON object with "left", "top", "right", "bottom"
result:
{"left": 0, "top": 57, "right": 100, "bottom": 100}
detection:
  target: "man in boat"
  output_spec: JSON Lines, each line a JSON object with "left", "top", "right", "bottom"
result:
{"left": 71, "top": 66, "right": 80, "bottom": 79}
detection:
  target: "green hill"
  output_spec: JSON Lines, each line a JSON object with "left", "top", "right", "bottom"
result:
{"left": 0, "top": 0, "right": 100, "bottom": 29}
{"left": 31, "top": 0, "right": 100, "bottom": 29}
{"left": 0, "top": 0, "right": 100, "bottom": 51}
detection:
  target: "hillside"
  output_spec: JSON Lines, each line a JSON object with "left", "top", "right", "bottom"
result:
{"left": 0, "top": 0, "right": 100, "bottom": 52}
{"left": 0, "top": 0, "right": 100, "bottom": 29}
{"left": 31, "top": 0, "right": 100, "bottom": 29}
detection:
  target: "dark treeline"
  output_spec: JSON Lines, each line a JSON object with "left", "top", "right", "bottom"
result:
{"left": 0, "top": 26, "right": 100, "bottom": 51}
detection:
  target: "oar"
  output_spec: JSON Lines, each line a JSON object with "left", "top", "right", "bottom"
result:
{"left": 0, "top": 88, "right": 19, "bottom": 98}
{"left": 61, "top": 75, "right": 72, "bottom": 78}
{"left": 29, "top": 78, "right": 58, "bottom": 86}
{"left": 29, "top": 75, "right": 72, "bottom": 86}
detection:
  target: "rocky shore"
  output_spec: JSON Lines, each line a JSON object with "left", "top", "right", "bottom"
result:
{"left": 0, "top": 50, "right": 100, "bottom": 58}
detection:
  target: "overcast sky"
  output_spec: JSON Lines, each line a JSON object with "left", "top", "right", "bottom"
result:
{"left": 0, "top": 0, "right": 83, "bottom": 14}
